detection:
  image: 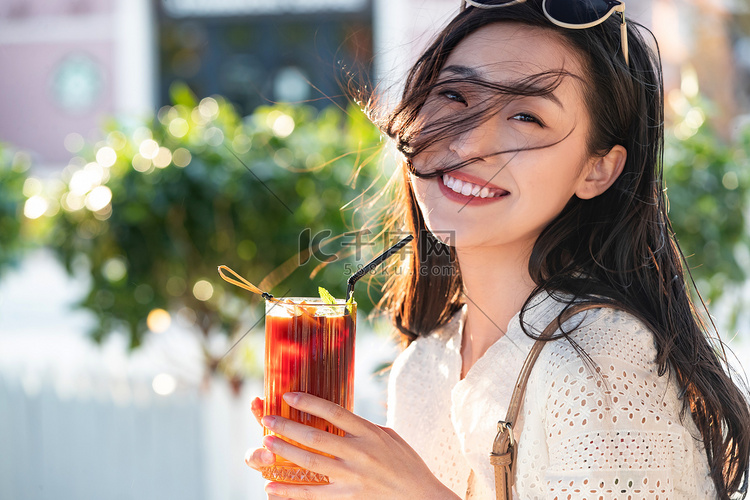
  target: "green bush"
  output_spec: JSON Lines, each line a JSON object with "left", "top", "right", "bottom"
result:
{"left": 0, "top": 144, "right": 31, "bottom": 277}
{"left": 664, "top": 111, "right": 750, "bottom": 317}
{"left": 47, "top": 83, "right": 385, "bottom": 356}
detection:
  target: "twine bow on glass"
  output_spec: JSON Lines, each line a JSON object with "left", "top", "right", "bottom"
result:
{"left": 217, "top": 265, "right": 276, "bottom": 300}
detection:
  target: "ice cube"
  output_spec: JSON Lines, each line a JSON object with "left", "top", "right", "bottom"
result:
{"left": 314, "top": 306, "right": 343, "bottom": 317}
{"left": 268, "top": 300, "right": 302, "bottom": 317}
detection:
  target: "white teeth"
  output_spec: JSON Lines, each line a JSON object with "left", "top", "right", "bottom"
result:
{"left": 444, "top": 173, "right": 500, "bottom": 198}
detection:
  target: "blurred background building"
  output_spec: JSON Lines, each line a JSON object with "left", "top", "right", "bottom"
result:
{"left": 0, "top": 0, "right": 154, "bottom": 170}
{"left": 2, "top": 1, "right": 750, "bottom": 500}
{"left": 5, "top": 0, "right": 750, "bottom": 171}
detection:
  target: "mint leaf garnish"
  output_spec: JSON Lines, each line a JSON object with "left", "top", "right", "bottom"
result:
{"left": 318, "top": 286, "right": 336, "bottom": 305}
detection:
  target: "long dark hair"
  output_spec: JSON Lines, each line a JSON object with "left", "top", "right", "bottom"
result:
{"left": 374, "top": 1, "right": 750, "bottom": 498}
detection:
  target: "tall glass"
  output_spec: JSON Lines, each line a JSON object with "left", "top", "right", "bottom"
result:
{"left": 261, "top": 298, "right": 357, "bottom": 484}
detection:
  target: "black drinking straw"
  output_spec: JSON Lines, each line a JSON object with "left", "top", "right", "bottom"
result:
{"left": 346, "top": 235, "right": 414, "bottom": 300}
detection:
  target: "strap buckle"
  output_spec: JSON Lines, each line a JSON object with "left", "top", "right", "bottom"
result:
{"left": 499, "top": 420, "right": 514, "bottom": 447}
{"left": 491, "top": 420, "right": 514, "bottom": 454}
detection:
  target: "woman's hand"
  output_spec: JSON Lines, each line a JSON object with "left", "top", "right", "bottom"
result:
{"left": 254, "top": 392, "right": 460, "bottom": 500}
{"left": 246, "top": 396, "right": 277, "bottom": 468}
{"left": 245, "top": 397, "right": 288, "bottom": 500}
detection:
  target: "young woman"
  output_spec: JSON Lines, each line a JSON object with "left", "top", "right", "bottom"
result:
{"left": 246, "top": 1, "right": 750, "bottom": 498}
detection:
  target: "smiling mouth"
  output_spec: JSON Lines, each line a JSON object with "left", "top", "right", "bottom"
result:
{"left": 441, "top": 173, "right": 509, "bottom": 198}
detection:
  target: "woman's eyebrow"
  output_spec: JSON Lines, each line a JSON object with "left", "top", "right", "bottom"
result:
{"left": 438, "top": 64, "right": 564, "bottom": 109}
{"left": 440, "top": 64, "right": 481, "bottom": 78}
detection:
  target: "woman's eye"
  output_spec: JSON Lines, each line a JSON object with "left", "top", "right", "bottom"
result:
{"left": 440, "top": 90, "right": 467, "bottom": 105}
{"left": 510, "top": 112, "right": 542, "bottom": 125}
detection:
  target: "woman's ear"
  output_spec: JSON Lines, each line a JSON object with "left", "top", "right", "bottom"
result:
{"left": 576, "top": 145, "right": 627, "bottom": 200}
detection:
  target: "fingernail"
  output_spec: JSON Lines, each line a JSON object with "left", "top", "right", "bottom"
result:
{"left": 283, "top": 392, "right": 300, "bottom": 405}
{"left": 263, "top": 435, "right": 276, "bottom": 450}
{"left": 261, "top": 449, "right": 274, "bottom": 464}
{"left": 261, "top": 415, "right": 276, "bottom": 428}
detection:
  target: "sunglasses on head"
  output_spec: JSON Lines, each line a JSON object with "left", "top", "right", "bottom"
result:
{"left": 460, "top": 0, "right": 629, "bottom": 65}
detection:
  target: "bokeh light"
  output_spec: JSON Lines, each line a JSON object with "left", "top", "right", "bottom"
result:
{"left": 237, "top": 239, "right": 257, "bottom": 260}
{"left": 199, "top": 97, "right": 219, "bottom": 120}
{"left": 204, "top": 127, "right": 224, "bottom": 146}
{"left": 102, "top": 257, "right": 127, "bottom": 282}
{"left": 153, "top": 147, "right": 173, "bottom": 168}
{"left": 23, "top": 177, "right": 43, "bottom": 197}
{"left": 268, "top": 110, "right": 295, "bottom": 138}
{"left": 64, "top": 132, "right": 85, "bottom": 153}
{"left": 139, "top": 139, "right": 160, "bottom": 160}
{"left": 723, "top": 172, "right": 739, "bottom": 190}
{"left": 172, "top": 148, "right": 192, "bottom": 168}
{"left": 681, "top": 65, "right": 699, "bottom": 99}
{"left": 69, "top": 169, "right": 97, "bottom": 196}
{"left": 231, "top": 134, "right": 251, "bottom": 154}
{"left": 192, "top": 280, "right": 213, "bottom": 301}
{"left": 24, "top": 195, "right": 49, "bottom": 219}
{"left": 85, "top": 186, "right": 112, "bottom": 212}
{"left": 168, "top": 117, "right": 189, "bottom": 138}
{"left": 147, "top": 308, "right": 172, "bottom": 333}
{"left": 132, "top": 154, "right": 152, "bottom": 172}
{"left": 96, "top": 146, "right": 117, "bottom": 168}
{"left": 132, "top": 126, "right": 152, "bottom": 144}
{"left": 61, "top": 192, "right": 85, "bottom": 212}
{"left": 684, "top": 108, "right": 705, "bottom": 130}
{"left": 176, "top": 306, "right": 197, "bottom": 327}
{"left": 152, "top": 373, "right": 177, "bottom": 396}
{"left": 107, "top": 131, "right": 128, "bottom": 150}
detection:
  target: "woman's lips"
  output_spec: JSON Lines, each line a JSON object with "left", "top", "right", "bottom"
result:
{"left": 438, "top": 172, "right": 509, "bottom": 205}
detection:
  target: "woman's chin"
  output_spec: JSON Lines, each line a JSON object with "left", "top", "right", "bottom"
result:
{"left": 423, "top": 224, "right": 482, "bottom": 249}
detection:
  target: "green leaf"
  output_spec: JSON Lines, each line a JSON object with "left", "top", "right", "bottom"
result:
{"left": 169, "top": 81, "right": 197, "bottom": 107}
{"left": 318, "top": 286, "right": 336, "bottom": 305}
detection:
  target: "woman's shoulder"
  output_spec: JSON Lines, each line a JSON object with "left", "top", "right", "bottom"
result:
{"left": 525, "top": 303, "right": 684, "bottom": 427}
{"left": 517, "top": 304, "right": 716, "bottom": 499}
{"left": 538, "top": 304, "right": 658, "bottom": 374}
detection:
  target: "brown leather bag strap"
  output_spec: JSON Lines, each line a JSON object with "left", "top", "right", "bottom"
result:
{"left": 490, "top": 303, "right": 605, "bottom": 500}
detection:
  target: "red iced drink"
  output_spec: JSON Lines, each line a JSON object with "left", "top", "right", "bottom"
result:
{"left": 261, "top": 298, "right": 356, "bottom": 484}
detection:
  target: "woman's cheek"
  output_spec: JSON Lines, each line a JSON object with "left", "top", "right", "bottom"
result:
{"left": 410, "top": 175, "right": 435, "bottom": 203}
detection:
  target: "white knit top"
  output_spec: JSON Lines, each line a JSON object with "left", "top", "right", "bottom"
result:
{"left": 386, "top": 292, "right": 716, "bottom": 499}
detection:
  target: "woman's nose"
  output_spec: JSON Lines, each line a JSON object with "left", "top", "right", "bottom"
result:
{"left": 448, "top": 120, "right": 497, "bottom": 160}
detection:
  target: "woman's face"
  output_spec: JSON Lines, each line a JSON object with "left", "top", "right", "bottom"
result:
{"left": 410, "top": 22, "right": 596, "bottom": 256}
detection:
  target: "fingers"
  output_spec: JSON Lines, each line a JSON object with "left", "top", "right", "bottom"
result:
{"left": 244, "top": 446, "right": 276, "bottom": 471}
{"left": 281, "top": 392, "right": 364, "bottom": 436}
{"left": 265, "top": 480, "right": 336, "bottom": 500}
{"left": 252, "top": 397, "right": 264, "bottom": 426}
{"left": 262, "top": 414, "right": 344, "bottom": 459}
{"left": 262, "top": 434, "right": 339, "bottom": 479}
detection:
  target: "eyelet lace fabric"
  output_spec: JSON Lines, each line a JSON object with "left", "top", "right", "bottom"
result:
{"left": 386, "top": 293, "right": 716, "bottom": 499}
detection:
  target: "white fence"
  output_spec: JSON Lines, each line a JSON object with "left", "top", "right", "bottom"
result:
{"left": 0, "top": 376, "right": 208, "bottom": 500}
